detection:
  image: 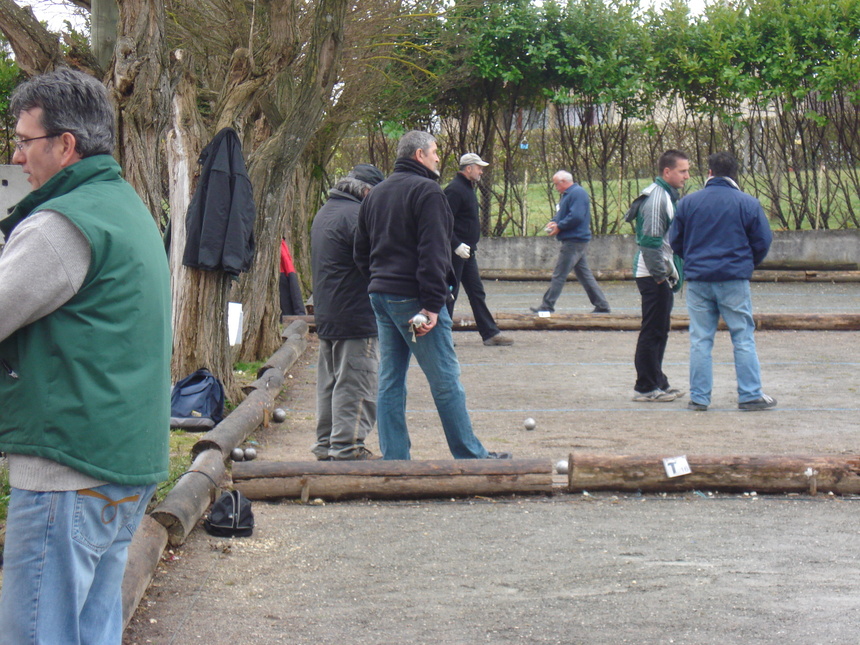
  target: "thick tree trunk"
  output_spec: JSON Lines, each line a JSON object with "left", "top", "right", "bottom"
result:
{"left": 235, "top": 0, "right": 349, "bottom": 362}
{"left": 166, "top": 53, "right": 240, "bottom": 399}
{"left": 109, "top": 0, "right": 170, "bottom": 224}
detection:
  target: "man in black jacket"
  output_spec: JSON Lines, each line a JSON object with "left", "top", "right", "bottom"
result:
{"left": 445, "top": 153, "right": 513, "bottom": 346}
{"left": 354, "top": 131, "right": 510, "bottom": 460}
{"left": 311, "top": 164, "right": 385, "bottom": 460}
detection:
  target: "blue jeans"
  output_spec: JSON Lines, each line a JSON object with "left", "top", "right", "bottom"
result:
{"left": 539, "top": 240, "right": 609, "bottom": 312}
{"left": 0, "top": 482, "right": 155, "bottom": 645}
{"left": 686, "top": 280, "right": 764, "bottom": 405}
{"left": 369, "top": 292, "right": 488, "bottom": 460}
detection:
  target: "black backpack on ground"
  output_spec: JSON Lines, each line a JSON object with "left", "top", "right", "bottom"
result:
{"left": 170, "top": 369, "right": 225, "bottom": 430}
{"left": 203, "top": 490, "right": 254, "bottom": 538}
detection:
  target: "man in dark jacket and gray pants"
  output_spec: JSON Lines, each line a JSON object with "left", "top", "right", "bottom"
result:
{"left": 670, "top": 151, "right": 776, "bottom": 411}
{"left": 354, "top": 131, "right": 510, "bottom": 460}
{"left": 445, "top": 153, "right": 513, "bottom": 346}
{"left": 311, "top": 164, "right": 385, "bottom": 460}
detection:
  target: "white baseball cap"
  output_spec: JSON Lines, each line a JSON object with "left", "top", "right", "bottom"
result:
{"left": 459, "top": 153, "right": 489, "bottom": 167}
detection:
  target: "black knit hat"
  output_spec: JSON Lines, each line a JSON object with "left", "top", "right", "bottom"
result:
{"left": 350, "top": 164, "right": 385, "bottom": 186}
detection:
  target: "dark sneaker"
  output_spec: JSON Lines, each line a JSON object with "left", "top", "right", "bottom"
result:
{"left": 483, "top": 334, "right": 514, "bottom": 346}
{"left": 316, "top": 455, "right": 333, "bottom": 461}
{"left": 632, "top": 389, "right": 677, "bottom": 402}
{"left": 738, "top": 394, "right": 777, "bottom": 411}
{"left": 665, "top": 388, "right": 686, "bottom": 399}
{"left": 486, "top": 451, "right": 512, "bottom": 459}
{"left": 334, "top": 447, "right": 380, "bottom": 460}
{"left": 687, "top": 400, "right": 708, "bottom": 411}
{"left": 591, "top": 307, "right": 611, "bottom": 314}
{"left": 529, "top": 307, "right": 551, "bottom": 315}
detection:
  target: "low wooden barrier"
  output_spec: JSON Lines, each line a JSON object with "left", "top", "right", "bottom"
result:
{"left": 233, "top": 459, "right": 555, "bottom": 501}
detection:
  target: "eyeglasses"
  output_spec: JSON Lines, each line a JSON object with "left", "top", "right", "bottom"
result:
{"left": 13, "top": 134, "right": 59, "bottom": 151}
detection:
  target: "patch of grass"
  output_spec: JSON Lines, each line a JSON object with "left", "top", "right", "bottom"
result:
{"left": 0, "top": 461, "right": 9, "bottom": 524}
{"left": 152, "top": 430, "right": 199, "bottom": 508}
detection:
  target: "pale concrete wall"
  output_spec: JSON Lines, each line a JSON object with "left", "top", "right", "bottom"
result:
{"left": 0, "top": 165, "right": 31, "bottom": 245}
{"left": 479, "top": 230, "right": 860, "bottom": 272}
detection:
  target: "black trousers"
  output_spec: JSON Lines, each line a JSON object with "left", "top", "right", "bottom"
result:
{"left": 279, "top": 271, "right": 305, "bottom": 316}
{"left": 634, "top": 277, "right": 674, "bottom": 393}
{"left": 447, "top": 251, "right": 500, "bottom": 341}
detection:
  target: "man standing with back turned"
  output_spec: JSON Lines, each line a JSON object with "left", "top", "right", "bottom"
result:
{"left": 445, "top": 153, "right": 513, "bottom": 346}
{"left": 631, "top": 150, "right": 689, "bottom": 403}
{"left": 354, "top": 130, "right": 510, "bottom": 460}
{"left": 531, "top": 171, "right": 610, "bottom": 315}
{"left": 0, "top": 68, "right": 171, "bottom": 644}
{"left": 670, "top": 151, "right": 776, "bottom": 411}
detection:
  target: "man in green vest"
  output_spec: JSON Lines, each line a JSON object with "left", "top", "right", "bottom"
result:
{"left": 0, "top": 68, "right": 171, "bottom": 644}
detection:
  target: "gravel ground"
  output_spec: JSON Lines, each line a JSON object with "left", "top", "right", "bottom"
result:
{"left": 123, "top": 280, "right": 860, "bottom": 645}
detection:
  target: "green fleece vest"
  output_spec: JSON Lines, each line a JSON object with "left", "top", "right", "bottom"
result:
{"left": 0, "top": 155, "right": 171, "bottom": 485}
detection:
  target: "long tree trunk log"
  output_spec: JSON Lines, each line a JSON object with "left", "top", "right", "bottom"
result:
{"left": 232, "top": 459, "right": 554, "bottom": 501}
{"left": 121, "top": 515, "right": 168, "bottom": 628}
{"left": 150, "top": 449, "right": 227, "bottom": 546}
{"left": 479, "top": 269, "right": 860, "bottom": 283}
{"left": 285, "top": 313, "right": 860, "bottom": 333}
{"left": 567, "top": 453, "right": 860, "bottom": 495}
{"left": 192, "top": 389, "right": 272, "bottom": 459}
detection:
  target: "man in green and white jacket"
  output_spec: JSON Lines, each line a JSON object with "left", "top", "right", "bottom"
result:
{"left": 631, "top": 150, "right": 690, "bottom": 402}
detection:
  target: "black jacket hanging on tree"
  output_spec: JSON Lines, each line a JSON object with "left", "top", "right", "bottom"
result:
{"left": 183, "top": 127, "right": 257, "bottom": 276}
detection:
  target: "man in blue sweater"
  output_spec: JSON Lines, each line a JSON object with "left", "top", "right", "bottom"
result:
{"left": 670, "top": 152, "right": 776, "bottom": 411}
{"left": 531, "top": 171, "right": 610, "bottom": 314}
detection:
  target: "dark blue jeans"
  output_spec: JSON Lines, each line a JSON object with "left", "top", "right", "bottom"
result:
{"left": 370, "top": 292, "right": 489, "bottom": 460}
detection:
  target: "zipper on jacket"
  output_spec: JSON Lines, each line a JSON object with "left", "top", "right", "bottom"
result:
{"left": 1, "top": 358, "right": 19, "bottom": 379}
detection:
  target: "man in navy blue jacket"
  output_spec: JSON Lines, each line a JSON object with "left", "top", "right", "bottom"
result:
{"left": 669, "top": 152, "right": 776, "bottom": 411}
{"left": 531, "top": 171, "right": 610, "bottom": 314}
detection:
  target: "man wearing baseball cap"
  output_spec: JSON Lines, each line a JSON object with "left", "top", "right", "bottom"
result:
{"left": 444, "top": 153, "right": 513, "bottom": 346}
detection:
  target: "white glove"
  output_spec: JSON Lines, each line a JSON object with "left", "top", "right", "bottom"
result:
{"left": 666, "top": 258, "right": 679, "bottom": 288}
{"left": 454, "top": 243, "right": 471, "bottom": 259}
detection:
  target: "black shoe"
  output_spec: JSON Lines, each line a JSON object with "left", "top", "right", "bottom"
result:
{"left": 738, "top": 394, "right": 777, "bottom": 411}
{"left": 317, "top": 455, "right": 334, "bottom": 461}
{"left": 483, "top": 334, "right": 514, "bottom": 346}
{"left": 591, "top": 307, "right": 611, "bottom": 314}
{"left": 687, "top": 400, "right": 708, "bottom": 411}
{"left": 486, "top": 451, "right": 512, "bottom": 459}
{"left": 530, "top": 307, "right": 551, "bottom": 315}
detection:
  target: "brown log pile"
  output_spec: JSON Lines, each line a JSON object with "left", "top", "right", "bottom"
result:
{"left": 567, "top": 453, "right": 860, "bottom": 495}
{"left": 232, "top": 459, "right": 555, "bottom": 501}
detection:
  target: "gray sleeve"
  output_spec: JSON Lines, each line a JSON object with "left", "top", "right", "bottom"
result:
{"left": 0, "top": 210, "right": 91, "bottom": 343}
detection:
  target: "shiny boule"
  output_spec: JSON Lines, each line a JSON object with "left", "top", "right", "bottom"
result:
{"left": 523, "top": 417, "right": 536, "bottom": 430}
{"left": 411, "top": 313, "right": 428, "bottom": 327}
{"left": 272, "top": 407, "right": 287, "bottom": 423}
{"left": 556, "top": 459, "right": 569, "bottom": 475}
{"left": 230, "top": 447, "right": 245, "bottom": 461}
{"left": 243, "top": 447, "right": 257, "bottom": 461}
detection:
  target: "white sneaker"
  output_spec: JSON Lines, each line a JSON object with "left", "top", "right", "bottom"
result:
{"left": 632, "top": 389, "right": 677, "bottom": 402}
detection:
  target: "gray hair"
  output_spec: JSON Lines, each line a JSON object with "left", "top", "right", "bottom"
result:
{"left": 396, "top": 130, "right": 436, "bottom": 160}
{"left": 332, "top": 175, "right": 373, "bottom": 200}
{"left": 553, "top": 170, "right": 573, "bottom": 184}
{"left": 10, "top": 67, "right": 115, "bottom": 157}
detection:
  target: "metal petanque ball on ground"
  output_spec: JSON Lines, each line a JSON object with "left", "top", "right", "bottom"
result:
{"left": 556, "top": 459, "right": 569, "bottom": 475}
{"left": 523, "top": 417, "right": 537, "bottom": 431}
{"left": 272, "top": 407, "right": 287, "bottom": 423}
{"left": 231, "top": 447, "right": 245, "bottom": 462}
{"left": 243, "top": 447, "right": 257, "bottom": 461}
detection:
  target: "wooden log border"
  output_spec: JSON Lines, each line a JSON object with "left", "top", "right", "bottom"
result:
{"left": 232, "top": 459, "right": 555, "bottom": 501}
{"left": 567, "top": 453, "right": 860, "bottom": 495}
{"left": 121, "top": 321, "right": 309, "bottom": 629}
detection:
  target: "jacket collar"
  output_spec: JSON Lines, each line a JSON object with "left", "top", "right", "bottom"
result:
{"left": 327, "top": 188, "right": 362, "bottom": 204}
{"left": 705, "top": 176, "right": 740, "bottom": 190}
{"left": 1, "top": 155, "right": 122, "bottom": 237}
{"left": 393, "top": 157, "right": 440, "bottom": 182}
{"left": 654, "top": 176, "right": 680, "bottom": 203}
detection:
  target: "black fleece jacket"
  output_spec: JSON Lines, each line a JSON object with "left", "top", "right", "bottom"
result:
{"left": 444, "top": 171, "right": 482, "bottom": 248}
{"left": 354, "top": 158, "right": 454, "bottom": 314}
